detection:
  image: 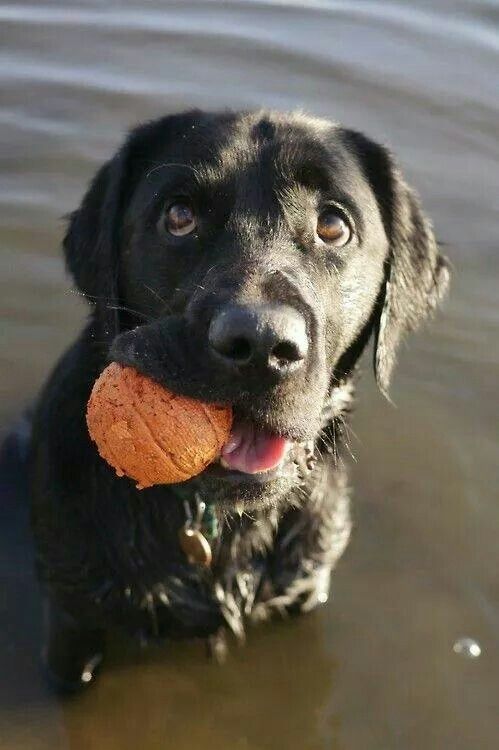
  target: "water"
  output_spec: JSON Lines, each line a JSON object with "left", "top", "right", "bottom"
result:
{"left": 1, "top": 1, "right": 498, "bottom": 747}
{"left": 453, "top": 637, "right": 482, "bottom": 659}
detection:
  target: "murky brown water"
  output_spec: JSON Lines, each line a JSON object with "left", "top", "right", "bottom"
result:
{"left": 1, "top": 1, "right": 498, "bottom": 747}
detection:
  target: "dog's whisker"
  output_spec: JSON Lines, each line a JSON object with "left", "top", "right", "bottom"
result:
{"left": 66, "top": 288, "right": 154, "bottom": 322}
{"left": 334, "top": 418, "right": 357, "bottom": 463}
{"left": 145, "top": 161, "right": 202, "bottom": 181}
{"left": 66, "top": 288, "right": 121, "bottom": 303}
{"left": 142, "top": 283, "right": 173, "bottom": 314}
{"left": 106, "top": 304, "right": 152, "bottom": 321}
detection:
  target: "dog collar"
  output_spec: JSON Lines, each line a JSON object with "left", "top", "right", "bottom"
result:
{"left": 177, "top": 492, "right": 218, "bottom": 568}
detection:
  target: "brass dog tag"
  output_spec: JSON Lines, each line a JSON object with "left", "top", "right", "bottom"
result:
{"left": 178, "top": 527, "right": 212, "bottom": 567}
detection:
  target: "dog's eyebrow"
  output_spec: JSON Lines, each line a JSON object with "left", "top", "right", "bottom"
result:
{"left": 294, "top": 153, "right": 360, "bottom": 196}
{"left": 145, "top": 161, "right": 203, "bottom": 182}
{"left": 144, "top": 158, "right": 237, "bottom": 199}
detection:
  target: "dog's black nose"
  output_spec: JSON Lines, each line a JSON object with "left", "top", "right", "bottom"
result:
{"left": 208, "top": 303, "right": 308, "bottom": 376}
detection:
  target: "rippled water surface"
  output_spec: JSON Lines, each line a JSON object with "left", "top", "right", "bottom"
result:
{"left": 1, "top": 1, "right": 498, "bottom": 748}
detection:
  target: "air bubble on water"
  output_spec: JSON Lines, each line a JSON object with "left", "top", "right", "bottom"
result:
{"left": 453, "top": 637, "right": 481, "bottom": 659}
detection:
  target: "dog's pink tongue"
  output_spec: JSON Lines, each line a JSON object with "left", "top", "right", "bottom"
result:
{"left": 221, "top": 424, "right": 290, "bottom": 474}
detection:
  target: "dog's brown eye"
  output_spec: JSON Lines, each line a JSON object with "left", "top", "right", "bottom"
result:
{"left": 317, "top": 211, "right": 351, "bottom": 247}
{"left": 165, "top": 202, "right": 196, "bottom": 236}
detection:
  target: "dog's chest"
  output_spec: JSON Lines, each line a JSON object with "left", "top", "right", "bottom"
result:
{"left": 94, "top": 494, "right": 279, "bottom": 640}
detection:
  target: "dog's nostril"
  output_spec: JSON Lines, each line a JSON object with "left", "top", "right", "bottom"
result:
{"left": 224, "top": 336, "right": 252, "bottom": 362}
{"left": 271, "top": 340, "right": 303, "bottom": 364}
{"left": 209, "top": 303, "right": 308, "bottom": 374}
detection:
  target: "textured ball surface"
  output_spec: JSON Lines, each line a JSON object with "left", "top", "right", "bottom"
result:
{"left": 86, "top": 363, "right": 232, "bottom": 489}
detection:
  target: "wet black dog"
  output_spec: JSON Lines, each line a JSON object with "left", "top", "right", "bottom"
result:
{"left": 29, "top": 109, "right": 449, "bottom": 690}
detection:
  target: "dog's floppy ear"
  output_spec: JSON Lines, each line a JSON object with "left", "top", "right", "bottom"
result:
{"left": 344, "top": 130, "right": 450, "bottom": 396}
{"left": 63, "top": 139, "right": 132, "bottom": 337}
{"left": 374, "top": 172, "right": 450, "bottom": 396}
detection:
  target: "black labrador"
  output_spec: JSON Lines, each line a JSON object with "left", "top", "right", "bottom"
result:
{"left": 29, "top": 109, "right": 449, "bottom": 690}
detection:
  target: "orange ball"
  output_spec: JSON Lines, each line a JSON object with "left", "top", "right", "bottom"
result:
{"left": 86, "top": 363, "right": 232, "bottom": 489}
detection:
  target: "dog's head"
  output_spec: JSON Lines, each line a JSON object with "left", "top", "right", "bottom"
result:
{"left": 64, "top": 110, "right": 449, "bottom": 507}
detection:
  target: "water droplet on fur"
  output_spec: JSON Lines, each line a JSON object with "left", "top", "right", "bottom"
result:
{"left": 453, "top": 637, "right": 481, "bottom": 659}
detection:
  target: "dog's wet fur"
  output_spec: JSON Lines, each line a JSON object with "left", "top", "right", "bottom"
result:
{"left": 29, "top": 109, "right": 449, "bottom": 690}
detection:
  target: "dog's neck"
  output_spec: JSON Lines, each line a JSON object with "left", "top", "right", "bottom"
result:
{"left": 166, "top": 376, "right": 356, "bottom": 568}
